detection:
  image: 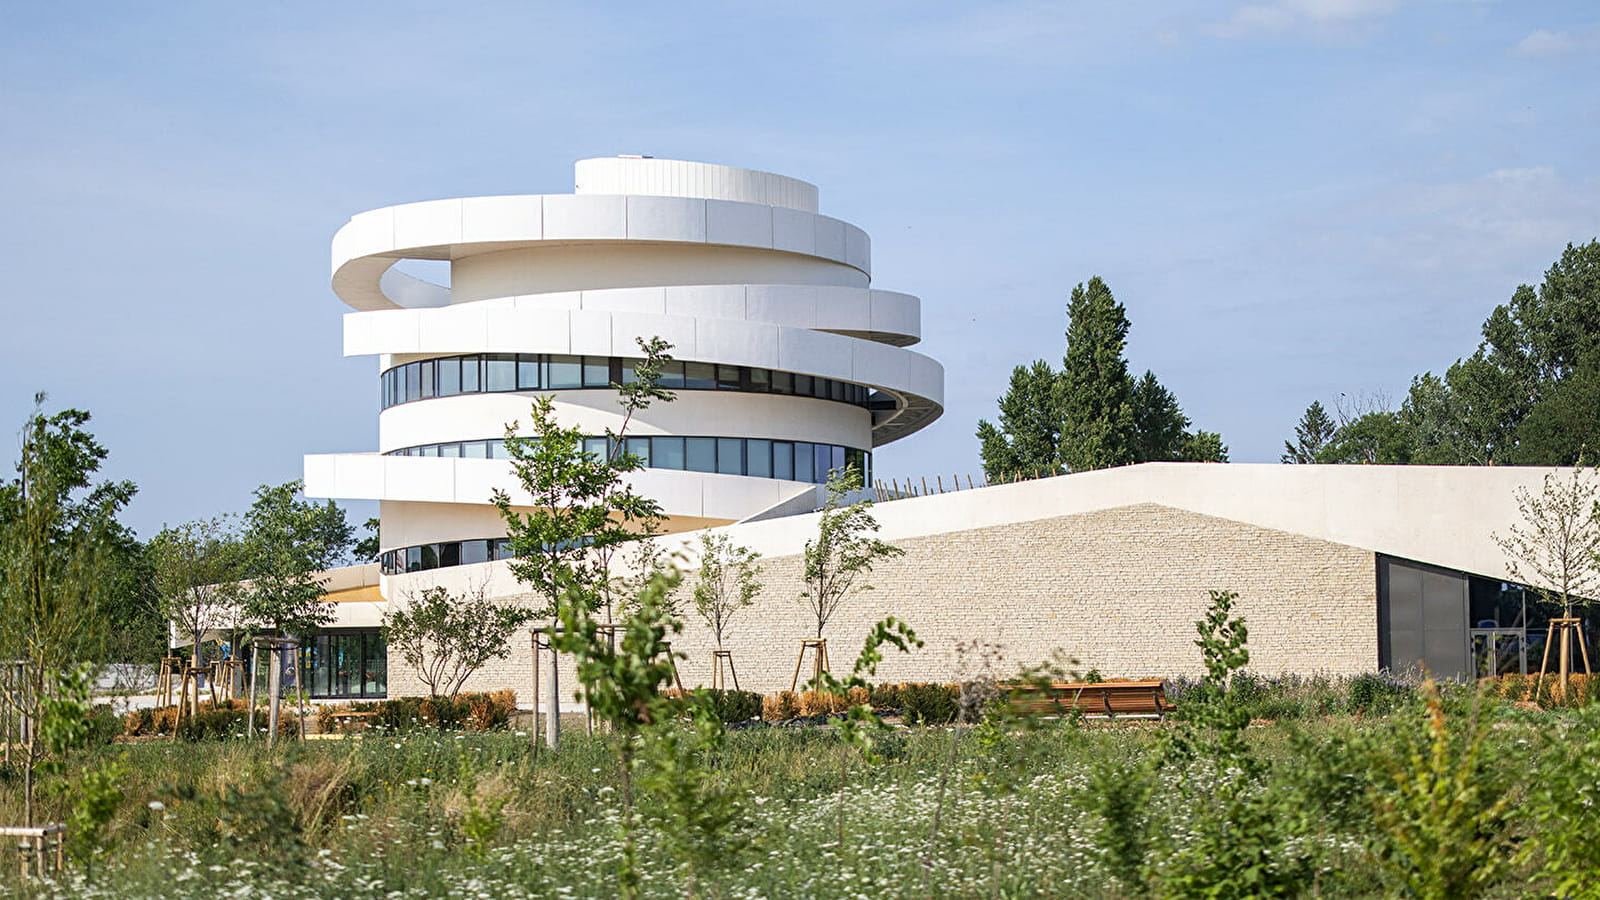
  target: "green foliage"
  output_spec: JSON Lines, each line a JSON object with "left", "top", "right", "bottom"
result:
{"left": 1301, "top": 239, "right": 1600, "bottom": 466}
{"left": 978, "top": 280, "right": 1226, "bottom": 479}
{"left": 1282, "top": 400, "right": 1337, "bottom": 463}
{"left": 1369, "top": 682, "right": 1513, "bottom": 899}
{"left": 692, "top": 688, "right": 763, "bottom": 723}
{"left": 800, "top": 467, "right": 904, "bottom": 637}
{"left": 365, "top": 692, "right": 518, "bottom": 732}
{"left": 209, "top": 768, "right": 309, "bottom": 877}
{"left": 383, "top": 584, "right": 535, "bottom": 698}
{"left": 496, "top": 336, "right": 674, "bottom": 621}
{"left": 353, "top": 516, "right": 381, "bottom": 563}
{"left": 1084, "top": 753, "right": 1155, "bottom": 891}
{"left": 691, "top": 531, "right": 762, "bottom": 647}
{"left": 147, "top": 517, "right": 245, "bottom": 667}
{"left": 238, "top": 480, "right": 353, "bottom": 634}
{"left": 976, "top": 359, "right": 1065, "bottom": 478}
{"left": 1492, "top": 464, "right": 1600, "bottom": 618}
{"left": 1521, "top": 703, "right": 1600, "bottom": 898}
{"left": 62, "top": 754, "right": 128, "bottom": 873}
{"left": 898, "top": 682, "right": 960, "bottom": 726}
{"left": 1059, "top": 277, "right": 1138, "bottom": 472}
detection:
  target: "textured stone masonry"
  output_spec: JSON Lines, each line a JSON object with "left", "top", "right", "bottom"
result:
{"left": 384, "top": 503, "right": 1378, "bottom": 703}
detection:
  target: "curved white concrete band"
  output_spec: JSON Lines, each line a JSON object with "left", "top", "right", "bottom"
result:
{"left": 331, "top": 194, "right": 872, "bottom": 312}
{"left": 349, "top": 307, "right": 943, "bottom": 445}
{"left": 304, "top": 453, "right": 816, "bottom": 522}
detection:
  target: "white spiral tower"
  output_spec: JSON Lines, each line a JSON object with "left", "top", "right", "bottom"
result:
{"left": 303, "top": 157, "right": 944, "bottom": 586}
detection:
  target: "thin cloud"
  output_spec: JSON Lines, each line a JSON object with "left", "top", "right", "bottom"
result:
{"left": 1512, "top": 26, "right": 1600, "bottom": 57}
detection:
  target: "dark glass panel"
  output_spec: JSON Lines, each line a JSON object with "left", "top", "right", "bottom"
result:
{"left": 461, "top": 540, "right": 489, "bottom": 566}
{"left": 792, "top": 443, "right": 811, "bottom": 481}
{"left": 365, "top": 633, "right": 386, "bottom": 697}
{"left": 625, "top": 437, "right": 651, "bottom": 467}
{"left": 439, "top": 542, "right": 461, "bottom": 568}
{"left": 830, "top": 380, "right": 845, "bottom": 402}
{"left": 747, "top": 439, "right": 772, "bottom": 478}
{"left": 419, "top": 360, "right": 435, "bottom": 399}
{"left": 686, "top": 438, "right": 716, "bottom": 472}
{"left": 405, "top": 546, "right": 422, "bottom": 572}
{"left": 685, "top": 362, "right": 716, "bottom": 389}
{"left": 620, "top": 358, "right": 640, "bottom": 385}
{"left": 815, "top": 444, "right": 833, "bottom": 483}
{"left": 518, "top": 355, "right": 542, "bottom": 390}
{"left": 404, "top": 364, "right": 421, "bottom": 402}
{"left": 548, "top": 355, "right": 582, "bottom": 389}
{"left": 485, "top": 355, "right": 517, "bottom": 392}
{"left": 772, "top": 371, "right": 793, "bottom": 395}
{"left": 717, "top": 365, "right": 741, "bottom": 390}
{"left": 438, "top": 358, "right": 460, "bottom": 396}
{"left": 794, "top": 374, "right": 813, "bottom": 397}
{"left": 750, "top": 369, "right": 771, "bottom": 392}
{"left": 658, "top": 360, "right": 685, "bottom": 389}
{"left": 832, "top": 445, "right": 845, "bottom": 474}
{"left": 493, "top": 539, "right": 515, "bottom": 561}
{"left": 654, "top": 437, "right": 685, "bottom": 469}
{"left": 420, "top": 544, "right": 439, "bottom": 570}
{"left": 813, "top": 378, "right": 830, "bottom": 399}
{"left": 773, "top": 442, "right": 794, "bottom": 481}
{"left": 717, "top": 438, "right": 743, "bottom": 475}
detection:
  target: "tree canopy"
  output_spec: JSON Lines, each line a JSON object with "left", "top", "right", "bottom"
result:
{"left": 1292, "top": 239, "right": 1600, "bottom": 466}
{"left": 977, "top": 277, "right": 1227, "bottom": 479}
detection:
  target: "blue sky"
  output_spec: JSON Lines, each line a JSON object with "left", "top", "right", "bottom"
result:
{"left": 2, "top": 1, "right": 1597, "bottom": 538}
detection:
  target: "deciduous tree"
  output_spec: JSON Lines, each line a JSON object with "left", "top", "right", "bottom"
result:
{"left": 383, "top": 583, "right": 535, "bottom": 699}
{"left": 692, "top": 532, "right": 762, "bottom": 648}
{"left": 0, "top": 396, "right": 134, "bottom": 824}
{"left": 800, "top": 467, "right": 904, "bottom": 639}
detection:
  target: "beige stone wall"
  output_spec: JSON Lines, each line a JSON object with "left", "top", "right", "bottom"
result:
{"left": 385, "top": 503, "right": 1378, "bottom": 703}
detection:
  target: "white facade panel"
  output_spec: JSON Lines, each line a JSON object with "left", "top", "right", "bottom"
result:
{"left": 746, "top": 285, "right": 816, "bottom": 329}
{"left": 580, "top": 286, "right": 666, "bottom": 315}
{"left": 625, "top": 196, "right": 707, "bottom": 243}
{"left": 696, "top": 318, "right": 781, "bottom": 369}
{"left": 665, "top": 284, "right": 744, "bottom": 321}
{"left": 814, "top": 217, "right": 847, "bottom": 263}
{"left": 392, "top": 198, "right": 463, "bottom": 250}
{"left": 706, "top": 199, "right": 773, "bottom": 248}
{"left": 542, "top": 194, "right": 627, "bottom": 240}
{"left": 460, "top": 195, "right": 543, "bottom": 244}
{"left": 771, "top": 206, "right": 815, "bottom": 255}
{"left": 778, "top": 326, "right": 850, "bottom": 376}
{"left": 815, "top": 286, "right": 872, "bottom": 333}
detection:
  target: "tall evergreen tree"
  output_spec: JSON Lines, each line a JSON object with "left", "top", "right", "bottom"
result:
{"left": 976, "top": 360, "right": 1065, "bottom": 479}
{"left": 1282, "top": 401, "right": 1337, "bottom": 464}
{"left": 1131, "top": 371, "right": 1188, "bottom": 462}
{"left": 1059, "top": 277, "right": 1138, "bottom": 472}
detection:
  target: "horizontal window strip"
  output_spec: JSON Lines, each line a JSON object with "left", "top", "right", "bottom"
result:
{"left": 383, "top": 436, "right": 869, "bottom": 487}
{"left": 380, "top": 353, "right": 874, "bottom": 411}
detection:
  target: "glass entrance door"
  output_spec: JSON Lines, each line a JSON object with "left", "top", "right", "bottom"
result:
{"left": 1471, "top": 629, "right": 1527, "bottom": 679}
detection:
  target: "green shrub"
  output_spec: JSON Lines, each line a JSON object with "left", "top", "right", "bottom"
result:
{"left": 900, "top": 683, "right": 959, "bottom": 726}
{"left": 1348, "top": 672, "right": 1414, "bottom": 715}
{"left": 703, "top": 689, "right": 762, "bottom": 723}
{"left": 868, "top": 683, "right": 903, "bottom": 709}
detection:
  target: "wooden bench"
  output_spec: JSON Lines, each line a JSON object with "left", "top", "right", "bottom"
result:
{"left": 327, "top": 710, "right": 377, "bottom": 733}
{"left": 1007, "top": 679, "right": 1174, "bottom": 720}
